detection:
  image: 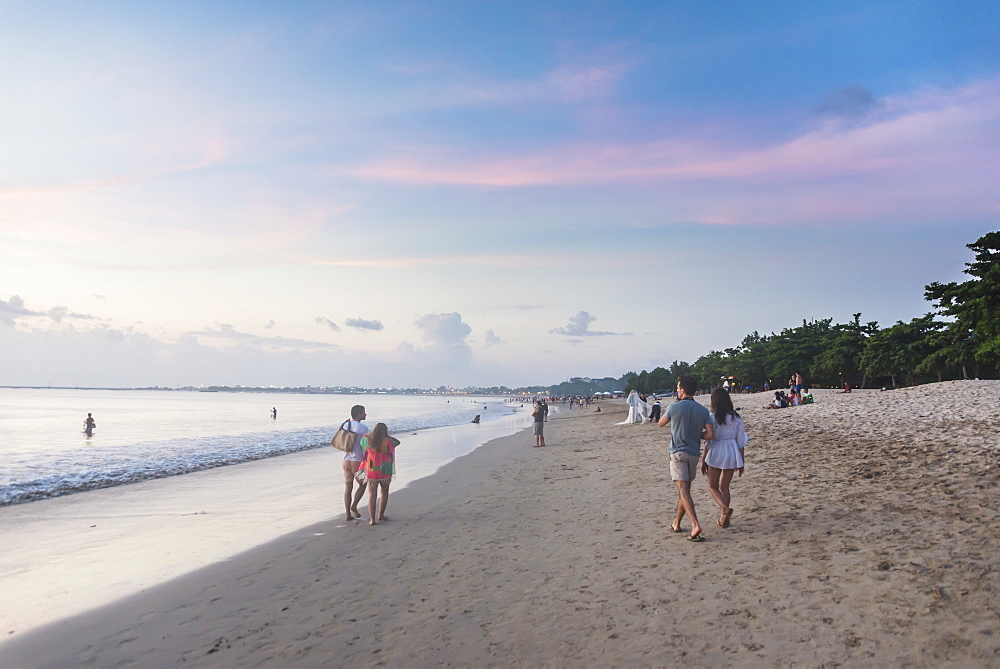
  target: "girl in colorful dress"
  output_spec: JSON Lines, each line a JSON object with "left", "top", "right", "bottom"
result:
{"left": 701, "top": 388, "right": 749, "bottom": 528}
{"left": 357, "top": 422, "right": 401, "bottom": 526}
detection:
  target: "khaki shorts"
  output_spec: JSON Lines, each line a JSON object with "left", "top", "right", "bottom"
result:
{"left": 669, "top": 451, "right": 700, "bottom": 482}
{"left": 342, "top": 459, "right": 362, "bottom": 483}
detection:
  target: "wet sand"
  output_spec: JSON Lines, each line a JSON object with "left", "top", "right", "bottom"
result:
{"left": 2, "top": 382, "right": 997, "bottom": 666}
{"left": 0, "top": 415, "right": 524, "bottom": 639}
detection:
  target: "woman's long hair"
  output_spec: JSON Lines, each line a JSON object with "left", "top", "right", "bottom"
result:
{"left": 367, "top": 422, "right": 390, "bottom": 453}
{"left": 710, "top": 388, "right": 740, "bottom": 425}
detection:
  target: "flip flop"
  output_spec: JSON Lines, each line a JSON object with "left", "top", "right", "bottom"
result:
{"left": 687, "top": 533, "right": 705, "bottom": 542}
{"left": 671, "top": 526, "right": 683, "bottom": 533}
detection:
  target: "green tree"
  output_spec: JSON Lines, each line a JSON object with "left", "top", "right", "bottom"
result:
{"left": 860, "top": 315, "right": 942, "bottom": 387}
{"left": 925, "top": 231, "right": 1000, "bottom": 373}
{"left": 691, "top": 351, "right": 726, "bottom": 393}
{"left": 915, "top": 321, "right": 976, "bottom": 381}
{"left": 647, "top": 366, "right": 672, "bottom": 393}
{"left": 812, "top": 313, "right": 879, "bottom": 388}
{"left": 669, "top": 360, "right": 692, "bottom": 380}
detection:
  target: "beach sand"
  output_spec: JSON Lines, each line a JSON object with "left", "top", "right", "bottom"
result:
{"left": 2, "top": 382, "right": 998, "bottom": 666}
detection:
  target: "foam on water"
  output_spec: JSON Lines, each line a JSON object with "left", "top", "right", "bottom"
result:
{"left": 0, "top": 398, "right": 517, "bottom": 506}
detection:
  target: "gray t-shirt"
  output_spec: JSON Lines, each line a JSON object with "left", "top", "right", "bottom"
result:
{"left": 665, "top": 398, "right": 711, "bottom": 457}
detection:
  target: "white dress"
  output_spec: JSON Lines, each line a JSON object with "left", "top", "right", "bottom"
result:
{"left": 704, "top": 413, "right": 748, "bottom": 469}
{"left": 617, "top": 390, "right": 650, "bottom": 424}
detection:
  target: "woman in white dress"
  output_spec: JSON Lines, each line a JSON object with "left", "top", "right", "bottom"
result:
{"left": 701, "top": 388, "right": 748, "bottom": 528}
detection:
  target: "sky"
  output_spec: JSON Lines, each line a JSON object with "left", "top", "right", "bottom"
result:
{"left": 0, "top": 1, "right": 997, "bottom": 389}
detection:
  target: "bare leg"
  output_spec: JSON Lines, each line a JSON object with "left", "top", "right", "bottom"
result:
{"left": 352, "top": 483, "right": 366, "bottom": 518}
{"left": 377, "top": 484, "right": 390, "bottom": 520}
{"left": 344, "top": 481, "right": 356, "bottom": 521}
{"left": 674, "top": 480, "right": 701, "bottom": 538}
{"left": 719, "top": 469, "right": 735, "bottom": 509}
{"left": 672, "top": 498, "right": 686, "bottom": 533}
{"left": 719, "top": 469, "right": 736, "bottom": 527}
{"left": 368, "top": 484, "right": 378, "bottom": 525}
{"left": 706, "top": 466, "right": 727, "bottom": 515}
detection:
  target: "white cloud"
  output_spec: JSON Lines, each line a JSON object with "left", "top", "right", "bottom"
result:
{"left": 550, "top": 311, "right": 627, "bottom": 337}
{"left": 187, "top": 323, "right": 340, "bottom": 350}
{"left": 0, "top": 294, "right": 100, "bottom": 327}
{"left": 345, "top": 317, "right": 384, "bottom": 331}
{"left": 314, "top": 317, "right": 341, "bottom": 333}
{"left": 483, "top": 329, "right": 503, "bottom": 347}
{"left": 415, "top": 312, "right": 472, "bottom": 347}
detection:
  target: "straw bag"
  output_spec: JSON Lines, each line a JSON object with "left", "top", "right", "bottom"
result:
{"left": 330, "top": 419, "right": 355, "bottom": 452}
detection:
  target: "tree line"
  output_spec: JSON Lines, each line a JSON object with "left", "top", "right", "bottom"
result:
{"left": 624, "top": 231, "right": 999, "bottom": 394}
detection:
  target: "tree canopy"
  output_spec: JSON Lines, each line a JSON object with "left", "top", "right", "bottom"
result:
{"left": 625, "top": 231, "right": 998, "bottom": 393}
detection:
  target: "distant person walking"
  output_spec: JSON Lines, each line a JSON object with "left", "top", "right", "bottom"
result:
{"left": 83, "top": 413, "right": 96, "bottom": 437}
{"left": 532, "top": 401, "right": 546, "bottom": 447}
{"left": 271, "top": 407, "right": 277, "bottom": 419}
{"left": 703, "top": 388, "right": 748, "bottom": 529}
{"left": 658, "top": 376, "right": 714, "bottom": 542}
{"left": 357, "top": 422, "right": 400, "bottom": 526}
{"left": 341, "top": 405, "right": 371, "bottom": 522}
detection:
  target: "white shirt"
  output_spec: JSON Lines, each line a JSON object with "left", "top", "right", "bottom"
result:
{"left": 342, "top": 420, "right": 371, "bottom": 462}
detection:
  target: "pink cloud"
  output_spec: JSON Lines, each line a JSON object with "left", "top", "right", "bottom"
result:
{"left": 347, "top": 78, "right": 998, "bottom": 226}
{"left": 350, "top": 77, "right": 998, "bottom": 189}
{"left": 302, "top": 250, "right": 644, "bottom": 271}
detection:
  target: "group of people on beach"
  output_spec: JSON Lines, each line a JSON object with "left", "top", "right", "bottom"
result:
{"left": 337, "top": 405, "right": 401, "bottom": 526}
{"left": 764, "top": 372, "right": 813, "bottom": 408}
{"left": 657, "top": 376, "right": 748, "bottom": 542}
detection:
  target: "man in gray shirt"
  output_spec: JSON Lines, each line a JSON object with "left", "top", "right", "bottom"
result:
{"left": 658, "top": 375, "right": 714, "bottom": 541}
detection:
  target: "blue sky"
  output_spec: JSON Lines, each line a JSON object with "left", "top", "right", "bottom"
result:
{"left": 0, "top": 1, "right": 996, "bottom": 388}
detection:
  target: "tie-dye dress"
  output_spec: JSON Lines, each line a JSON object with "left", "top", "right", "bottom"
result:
{"left": 358, "top": 436, "right": 399, "bottom": 485}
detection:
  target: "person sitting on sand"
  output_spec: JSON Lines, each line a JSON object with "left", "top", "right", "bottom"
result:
{"left": 658, "top": 375, "right": 714, "bottom": 542}
{"left": 341, "top": 405, "right": 371, "bottom": 522}
{"left": 839, "top": 382, "right": 852, "bottom": 393}
{"left": 356, "top": 423, "right": 400, "bottom": 526}
{"left": 702, "top": 388, "right": 748, "bottom": 529}
{"left": 764, "top": 391, "right": 786, "bottom": 409}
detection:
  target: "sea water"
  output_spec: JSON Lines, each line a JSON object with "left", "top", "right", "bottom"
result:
{"left": 0, "top": 388, "right": 520, "bottom": 506}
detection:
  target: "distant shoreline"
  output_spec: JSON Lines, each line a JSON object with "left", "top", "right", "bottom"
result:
{"left": 0, "top": 385, "right": 521, "bottom": 396}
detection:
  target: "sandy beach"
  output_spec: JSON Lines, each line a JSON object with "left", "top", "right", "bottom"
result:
{"left": 2, "top": 381, "right": 998, "bottom": 666}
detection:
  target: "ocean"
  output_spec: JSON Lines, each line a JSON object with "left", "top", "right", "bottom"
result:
{"left": 0, "top": 388, "right": 522, "bottom": 506}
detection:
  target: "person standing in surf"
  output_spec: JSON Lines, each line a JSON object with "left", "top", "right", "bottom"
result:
{"left": 83, "top": 413, "right": 96, "bottom": 437}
